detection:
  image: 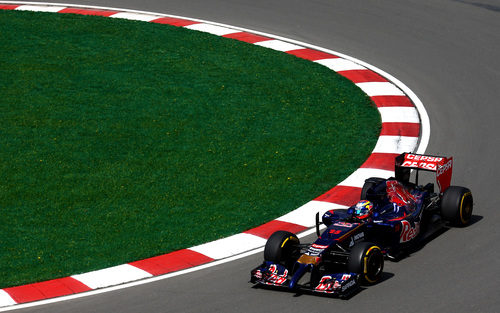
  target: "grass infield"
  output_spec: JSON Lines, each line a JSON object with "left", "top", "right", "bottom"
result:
{"left": 0, "top": 10, "right": 380, "bottom": 288}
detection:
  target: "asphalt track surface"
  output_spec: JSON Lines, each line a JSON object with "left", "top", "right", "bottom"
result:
{"left": 11, "top": 0, "right": 500, "bottom": 312}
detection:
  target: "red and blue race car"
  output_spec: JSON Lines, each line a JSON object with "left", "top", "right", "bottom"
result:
{"left": 250, "top": 153, "right": 473, "bottom": 298}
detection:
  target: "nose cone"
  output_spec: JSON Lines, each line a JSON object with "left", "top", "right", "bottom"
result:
{"left": 288, "top": 262, "right": 311, "bottom": 290}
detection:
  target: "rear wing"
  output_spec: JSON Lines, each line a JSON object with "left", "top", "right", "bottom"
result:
{"left": 395, "top": 153, "right": 453, "bottom": 193}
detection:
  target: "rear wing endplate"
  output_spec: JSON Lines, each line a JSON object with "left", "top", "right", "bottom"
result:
{"left": 395, "top": 153, "right": 453, "bottom": 193}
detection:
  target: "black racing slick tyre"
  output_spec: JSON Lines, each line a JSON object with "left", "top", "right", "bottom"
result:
{"left": 347, "top": 242, "right": 384, "bottom": 285}
{"left": 264, "top": 231, "right": 299, "bottom": 264}
{"left": 441, "top": 186, "right": 473, "bottom": 226}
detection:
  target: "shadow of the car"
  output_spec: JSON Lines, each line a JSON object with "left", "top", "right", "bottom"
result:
{"left": 288, "top": 272, "right": 396, "bottom": 300}
{"left": 467, "top": 214, "right": 483, "bottom": 226}
{"left": 402, "top": 214, "right": 483, "bottom": 258}
{"left": 379, "top": 271, "right": 395, "bottom": 283}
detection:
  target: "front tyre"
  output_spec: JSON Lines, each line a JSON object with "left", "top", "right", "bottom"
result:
{"left": 264, "top": 231, "right": 299, "bottom": 264}
{"left": 347, "top": 242, "right": 384, "bottom": 285}
{"left": 441, "top": 186, "right": 473, "bottom": 226}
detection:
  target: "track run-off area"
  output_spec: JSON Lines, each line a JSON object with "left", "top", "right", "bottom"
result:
{"left": 2, "top": 1, "right": 500, "bottom": 312}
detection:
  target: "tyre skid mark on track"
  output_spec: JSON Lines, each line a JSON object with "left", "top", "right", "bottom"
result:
{"left": 0, "top": 2, "right": 429, "bottom": 309}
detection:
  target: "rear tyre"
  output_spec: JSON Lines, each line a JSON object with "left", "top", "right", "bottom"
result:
{"left": 347, "top": 242, "right": 384, "bottom": 285}
{"left": 264, "top": 231, "right": 299, "bottom": 263}
{"left": 441, "top": 186, "right": 473, "bottom": 226}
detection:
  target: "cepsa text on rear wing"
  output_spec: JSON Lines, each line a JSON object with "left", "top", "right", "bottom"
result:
{"left": 395, "top": 153, "right": 453, "bottom": 193}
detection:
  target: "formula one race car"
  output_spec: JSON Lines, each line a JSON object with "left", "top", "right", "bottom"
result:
{"left": 250, "top": 153, "right": 473, "bottom": 298}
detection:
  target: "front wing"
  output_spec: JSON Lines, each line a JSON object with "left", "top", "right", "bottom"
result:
{"left": 250, "top": 262, "right": 359, "bottom": 298}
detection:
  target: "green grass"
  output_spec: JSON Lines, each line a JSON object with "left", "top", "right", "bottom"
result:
{"left": 0, "top": 10, "right": 380, "bottom": 288}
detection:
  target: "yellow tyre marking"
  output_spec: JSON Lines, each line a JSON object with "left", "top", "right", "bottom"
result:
{"left": 281, "top": 236, "right": 296, "bottom": 248}
{"left": 459, "top": 192, "right": 472, "bottom": 224}
{"left": 363, "top": 246, "right": 381, "bottom": 283}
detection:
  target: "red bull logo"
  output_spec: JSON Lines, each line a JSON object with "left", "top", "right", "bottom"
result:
{"left": 400, "top": 220, "right": 420, "bottom": 243}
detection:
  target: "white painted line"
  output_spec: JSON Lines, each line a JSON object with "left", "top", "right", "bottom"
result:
{"left": 0, "top": 291, "right": 16, "bottom": 308}
{"left": 14, "top": 4, "right": 65, "bottom": 12}
{"left": 184, "top": 23, "right": 240, "bottom": 36}
{"left": 254, "top": 39, "right": 304, "bottom": 52}
{"left": 372, "top": 135, "right": 419, "bottom": 154}
{"left": 379, "top": 106, "right": 420, "bottom": 123}
{"left": 338, "top": 168, "right": 394, "bottom": 188}
{"left": 315, "top": 58, "right": 366, "bottom": 72}
{"left": 109, "top": 12, "right": 162, "bottom": 22}
{"left": 71, "top": 264, "right": 152, "bottom": 289}
{"left": 276, "top": 200, "right": 348, "bottom": 227}
{"left": 189, "top": 233, "right": 267, "bottom": 260}
{"left": 356, "top": 81, "right": 405, "bottom": 96}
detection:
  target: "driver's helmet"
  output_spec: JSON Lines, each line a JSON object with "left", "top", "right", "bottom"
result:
{"left": 353, "top": 200, "right": 374, "bottom": 219}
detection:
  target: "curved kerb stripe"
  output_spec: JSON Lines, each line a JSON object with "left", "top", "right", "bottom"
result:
{"left": 0, "top": 2, "right": 430, "bottom": 308}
